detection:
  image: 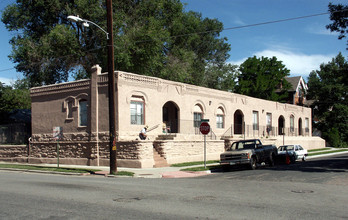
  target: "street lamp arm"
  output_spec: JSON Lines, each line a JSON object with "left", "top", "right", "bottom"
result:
{"left": 67, "top": 15, "right": 109, "bottom": 39}
{"left": 83, "top": 19, "right": 109, "bottom": 40}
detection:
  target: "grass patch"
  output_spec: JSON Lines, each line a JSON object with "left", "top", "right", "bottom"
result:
{"left": 0, "top": 164, "right": 100, "bottom": 174}
{"left": 171, "top": 160, "right": 219, "bottom": 167}
{"left": 309, "top": 149, "right": 348, "bottom": 156}
{"left": 308, "top": 148, "right": 332, "bottom": 152}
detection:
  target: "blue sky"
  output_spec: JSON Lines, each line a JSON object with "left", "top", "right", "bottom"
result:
{"left": 181, "top": 0, "right": 348, "bottom": 79}
{"left": 0, "top": 0, "right": 347, "bottom": 85}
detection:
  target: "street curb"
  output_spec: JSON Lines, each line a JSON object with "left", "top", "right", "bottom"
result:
{"left": 307, "top": 150, "right": 348, "bottom": 159}
{"left": 1, "top": 150, "right": 347, "bottom": 178}
{"left": 0, "top": 168, "right": 91, "bottom": 176}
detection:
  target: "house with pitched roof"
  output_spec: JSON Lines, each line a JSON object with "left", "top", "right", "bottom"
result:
{"left": 284, "top": 76, "right": 308, "bottom": 106}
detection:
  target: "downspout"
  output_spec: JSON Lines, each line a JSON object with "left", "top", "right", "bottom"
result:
{"left": 96, "top": 81, "right": 99, "bottom": 166}
{"left": 91, "top": 64, "right": 101, "bottom": 166}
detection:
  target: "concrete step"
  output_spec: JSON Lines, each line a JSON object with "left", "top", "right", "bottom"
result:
{"left": 153, "top": 148, "right": 169, "bottom": 168}
{"left": 155, "top": 134, "right": 177, "bottom": 140}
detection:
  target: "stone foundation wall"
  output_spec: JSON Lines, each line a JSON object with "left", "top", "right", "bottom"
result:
{"left": 0, "top": 145, "right": 28, "bottom": 158}
{"left": 1, "top": 133, "right": 326, "bottom": 168}
{"left": 154, "top": 140, "right": 225, "bottom": 165}
{"left": 16, "top": 133, "right": 156, "bottom": 168}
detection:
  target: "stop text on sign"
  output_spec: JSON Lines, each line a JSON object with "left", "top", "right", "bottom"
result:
{"left": 200, "top": 122, "right": 210, "bottom": 135}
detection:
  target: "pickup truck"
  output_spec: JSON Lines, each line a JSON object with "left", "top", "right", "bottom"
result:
{"left": 220, "top": 139, "right": 278, "bottom": 170}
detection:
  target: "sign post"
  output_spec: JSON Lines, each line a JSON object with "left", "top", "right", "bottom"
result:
{"left": 53, "top": 127, "right": 63, "bottom": 168}
{"left": 200, "top": 120, "right": 210, "bottom": 168}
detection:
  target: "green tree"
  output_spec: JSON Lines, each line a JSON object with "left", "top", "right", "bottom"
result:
{"left": 326, "top": 3, "right": 348, "bottom": 50}
{"left": 307, "top": 53, "right": 348, "bottom": 147}
{"left": 0, "top": 79, "right": 31, "bottom": 123}
{"left": 236, "top": 56, "right": 291, "bottom": 101}
{"left": 2, "top": 0, "right": 230, "bottom": 87}
{"left": 203, "top": 63, "right": 239, "bottom": 92}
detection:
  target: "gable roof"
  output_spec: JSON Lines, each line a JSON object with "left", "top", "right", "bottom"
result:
{"left": 285, "top": 76, "right": 307, "bottom": 92}
{"left": 285, "top": 76, "right": 301, "bottom": 91}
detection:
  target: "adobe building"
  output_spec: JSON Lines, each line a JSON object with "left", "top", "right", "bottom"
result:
{"left": 27, "top": 65, "right": 324, "bottom": 168}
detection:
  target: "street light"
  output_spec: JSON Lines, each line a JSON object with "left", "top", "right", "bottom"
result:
{"left": 67, "top": 15, "right": 109, "bottom": 39}
{"left": 68, "top": 1, "right": 117, "bottom": 174}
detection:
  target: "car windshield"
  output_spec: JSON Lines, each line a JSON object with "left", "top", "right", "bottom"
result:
{"left": 229, "top": 141, "right": 257, "bottom": 150}
{"left": 278, "top": 145, "right": 294, "bottom": 151}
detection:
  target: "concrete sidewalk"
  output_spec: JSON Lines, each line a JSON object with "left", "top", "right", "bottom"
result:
{"left": 1, "top": 149, "right": 347, "bottom": 178}
{"left": 70, "top": 164, "right": 212, "bottom": 178}
{"left": 0, "top": 162, "right": 213, "bottom": 178}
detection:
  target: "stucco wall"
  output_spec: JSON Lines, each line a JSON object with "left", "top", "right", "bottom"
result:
{"left": 116, "top": 71, "right": 312, "bottom": 139}
{"left": 26, "top": 66, "right": 325, "bottom": 168}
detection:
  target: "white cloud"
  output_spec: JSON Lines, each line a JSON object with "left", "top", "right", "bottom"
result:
{"left": 229, "top": 49, "right": 334, "bottom": 78}
{"left": 232, "top": 16, "right": 246, "bottom": 26}
{"left": 0, "top": 77, "right": 13, "bottom": 85}
{"left": 306, "top": 23, "right": 338, "bottom": 36}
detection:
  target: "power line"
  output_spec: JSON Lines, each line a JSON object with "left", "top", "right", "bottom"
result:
{"left": 132, "top": 11, "right": 339, "bottom": 43}
{"left": 0, "top": 67, "right": 15, "bottom": 73}
{"left": 0, "top": 9, "right": 347, "bottom": 73}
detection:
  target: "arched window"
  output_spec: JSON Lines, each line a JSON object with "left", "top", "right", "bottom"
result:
{"left": 216, "top": 107, "right": 224, "bottom": 129}
{"left": 193, "top": 104, "right": 203, "bottom": 127}
{"left": 64, "top": 97, "right": 75, "bottom": 120}
{"left": 130, "top": 96, "right": 145, "bottom": 125}
{"left": 79, "top": 99, "right": 88, "bottom": 127}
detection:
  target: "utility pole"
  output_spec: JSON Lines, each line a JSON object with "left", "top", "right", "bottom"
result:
{"left": 106, "top": 0, "right": 117, "bottom": 174}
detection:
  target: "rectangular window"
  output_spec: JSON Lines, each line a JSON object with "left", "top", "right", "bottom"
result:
{"left": 266, "top": 113, "right": 272, "bottom": 127}
{"left": 216, "top": 115, "right": 224, "bottom": 129}
{"left": 266, "top": 113, "right": 272, "bottom": 135}
{"left": 253, "top": 111, "right": 259, "bottom": 130}
{"left": 290, "top": 116, "right": 295, "bottom": 132}
{"left": 79, "top": 100, "right": 88, "bottom": 127}
{"left": 130, "top": 101, "right": 144, "bottom": 125}
{"left": 194, "top": 112, "right": 202, "bottom": 127}
{"left": 305, "top": 118, "right": 309, "bottom": 132}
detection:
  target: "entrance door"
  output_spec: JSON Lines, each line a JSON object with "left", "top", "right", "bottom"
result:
{"left": 162, "top": 101, "right": 179, "bottom": 133}
{"left": 234, "top": 110, "right": 244, "bottom": 135}
{"left": 278, "top": 116, "right": 285, "bottom": 135}
{"left": 298, "top": 118, "right": 302, "bottom": 136}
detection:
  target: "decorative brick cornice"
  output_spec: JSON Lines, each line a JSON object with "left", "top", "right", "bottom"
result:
{"left": 119, "top": 71, "right": 159, "bottom": 86}
{"left": 30, "top": 80, "right": 90, "bottom": 96}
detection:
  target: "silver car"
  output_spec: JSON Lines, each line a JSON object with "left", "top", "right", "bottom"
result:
{"left": 278, "top": 145, "right": 308, "bottom": 161}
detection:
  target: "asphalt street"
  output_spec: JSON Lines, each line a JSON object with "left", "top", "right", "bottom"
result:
{"left": 1, "top": 153, "right": 348, "bottom": 220}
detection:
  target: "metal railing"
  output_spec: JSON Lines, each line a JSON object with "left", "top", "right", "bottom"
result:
{"left": 158, "top": 119, "right": 309, "bottom": 140}
{"left": 221, "top": 123, "right": 310, "bottom": 138}
{"left": 0, "top": 123, "right": 31, "bottom": 145}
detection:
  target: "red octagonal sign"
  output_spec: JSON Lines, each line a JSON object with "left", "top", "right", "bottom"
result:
{"left": 200, "top": 122, "right": 210, "bottom": 135}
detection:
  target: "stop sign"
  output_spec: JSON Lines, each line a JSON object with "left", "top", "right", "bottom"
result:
{"left": 200, "top": 122, "right": 210, "bottom": 135}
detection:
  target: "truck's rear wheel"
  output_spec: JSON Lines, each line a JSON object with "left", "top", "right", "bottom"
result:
{"left": 249, "top": 157, "right": 256, "bottom": 170}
